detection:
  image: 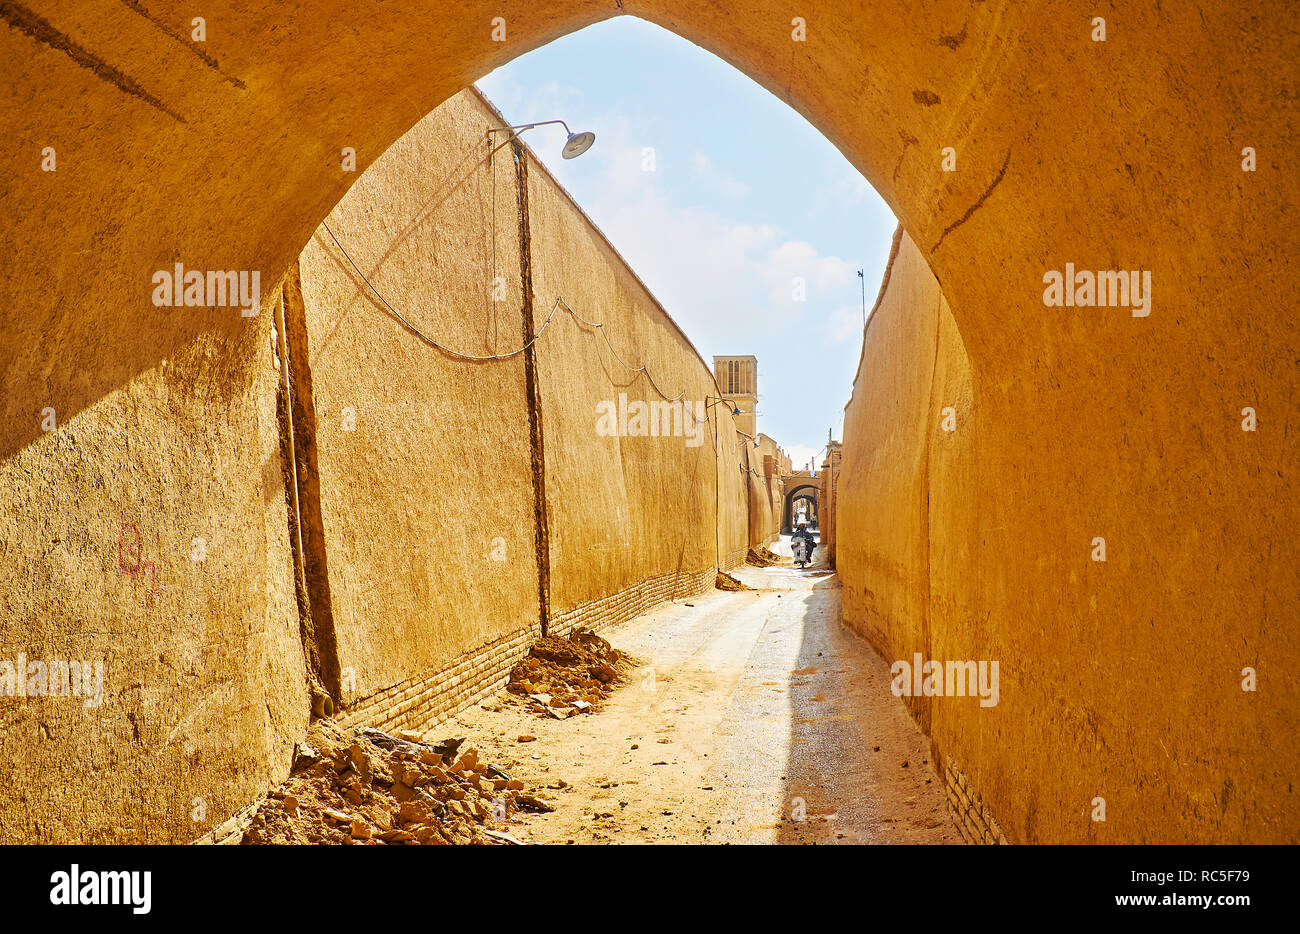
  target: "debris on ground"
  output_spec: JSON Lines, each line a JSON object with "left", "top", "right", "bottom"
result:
{"left": 240, "top": 720, "right": 541, "bottom": 845}
{"left": 716, "top": 570, "right": 751, "bottom": 591}
{"left": 746, "top": 546, "right": 784, "bottom": 567}
{"left": 506, "top": 628, "right": 632, "bottom": 718}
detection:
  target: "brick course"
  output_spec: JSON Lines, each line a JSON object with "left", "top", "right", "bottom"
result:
{"left": 943, "top": 756, "right": 1008, "bottom": 844}
{"left": 339, "top": 565, "right": 717, "bottom": 733}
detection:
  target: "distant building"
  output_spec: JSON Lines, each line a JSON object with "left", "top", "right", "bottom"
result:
{"left": 713, "top": 354, "right": 757, "bottom": 437}
{"left": 820, "top": 437, "right": 842, "bottom": 567}
{"left": 756, "top": 433, "right": 792, "bottom": 477}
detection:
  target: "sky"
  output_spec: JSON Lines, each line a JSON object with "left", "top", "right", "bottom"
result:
{"left": 478, "top": 16, "right": 899, "bottom": 471}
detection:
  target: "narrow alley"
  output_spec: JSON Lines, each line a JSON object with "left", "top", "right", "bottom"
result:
{"left": 1, "top": 1, "right": 1292, "bottom": 896}
{"left": 448, "top": 537, "right": 957, "bottom": 845}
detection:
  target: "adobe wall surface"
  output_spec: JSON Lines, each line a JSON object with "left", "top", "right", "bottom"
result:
{"left": 746, "top": 467, "right": 782, "bottom": 548}
{"left": 818, "top": 448, "right": 841, "bottom": 564}
{"left": 839, "top": 230, "right": 941, "bottom": 732}
{"left": 716, "top": 417, "right": 751, "bottom": 569}
{"left": 0, "top": 295, "right": 310, "bottom": 844}
{"left": 524, "top": 151, "right": 740, "bottom": 608}
{"left": 839, "top": 229, "right": 1297, "bottom": 843}
{"left": 746, "top": 435, "right": 786, "bottom": 547}
{"left": 295, "top": 91, "right": 540, "bottom": 710}
{"left": 297, "top": 88, "right": 757, "bottom": 729}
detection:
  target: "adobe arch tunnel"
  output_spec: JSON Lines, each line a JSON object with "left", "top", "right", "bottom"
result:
{"left": 1, "top": 1, "right": 1296, "bottom": 844}
{"left": 782, "top": 483, "right": 820, "bottom": 534}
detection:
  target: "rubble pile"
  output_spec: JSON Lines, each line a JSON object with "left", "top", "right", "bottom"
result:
{"left": 746, "top": 546, "right": 783, "bottom": 567}
{"left": 506, "top": 628, "right": 631, "bottom": 719}
{"left": 715, "top": 570, "right": 751, "bottom": 591}
{"left": 241, "top": 721, "right": 543, "bottom": 845}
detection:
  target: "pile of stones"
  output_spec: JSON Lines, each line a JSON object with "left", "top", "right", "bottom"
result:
{"left": 241, "top": 721, "right": 549, "bottom": 845}
{"left": 506, "top": 629, "right": 628, "bottom": 719}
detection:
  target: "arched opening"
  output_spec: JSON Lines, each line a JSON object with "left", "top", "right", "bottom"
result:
{"left": 0, "top": 2, "right": 1290, "bottom": 847}
{"left": 782, "top": 483, "right": 821, "bottom": 535}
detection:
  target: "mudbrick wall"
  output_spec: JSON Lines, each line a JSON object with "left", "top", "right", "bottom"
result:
{"left": 293, "top": 90, "right": 541, "bottom": 718}
{"left": 838, "top": 228, "right": 1297, "bottom": 844}
{"left": 0, "top": 297, "right": 312, "bottom": 844}
{"left": 522, "top": 113, "right": 750, "bottom": 613}
{"left": 0, "top": 89, "right": 756, "bottom": 843}
{"left": 298, "top": 88, "right": 752, "bottom": 733}
{"left": 745, "top": 462, "right": 783, "bottom": 550}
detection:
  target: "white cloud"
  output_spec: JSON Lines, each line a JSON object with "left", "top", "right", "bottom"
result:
{"left": 691, "top": 151, "right": 750, "bottom": 199}
{"left": 759, "top": 240, "right": 856, "bottom": 312}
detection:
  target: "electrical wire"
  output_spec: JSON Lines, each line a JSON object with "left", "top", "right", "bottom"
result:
{"left": 319, "top": 218, "right": 708, "bottom": 412}
{"left": 321, "top": 219, "right": 555, "bottom": 360}
{"left": 561, "top": 299, "right": 689, "bottom": 405}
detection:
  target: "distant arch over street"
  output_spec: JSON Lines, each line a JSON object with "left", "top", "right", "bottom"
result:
{"left": 782, "top": 481, "right": 820, "bottom": 534}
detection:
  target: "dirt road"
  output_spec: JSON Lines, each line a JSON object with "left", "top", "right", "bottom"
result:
{"left": 448, "top": 539, "right": 960, "bottom": 844}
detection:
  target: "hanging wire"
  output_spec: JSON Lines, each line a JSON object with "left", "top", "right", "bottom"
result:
{"left": 318, "top": 218, "right": 703, "bottom": 411}
{"left": 322, "top": 217, "right": 565, "bottom": 360}
{"left": 561, "top": 299, "right": 689, "bottom": 404}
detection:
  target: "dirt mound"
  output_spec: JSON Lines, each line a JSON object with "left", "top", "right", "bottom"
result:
{"left": 529, "top": 635, "right": 586, "bottom": 666}
{"left": 716, "top": 570, "right": 751, "bottom": 591}
{"left": 506, "top": 628, "right": 631, "bottom": 718}
{"left": 240, "top": 721, "right": 540, "bottom": 845}
{"left": 746, "top": 546, "right": 783, "bottom": 567}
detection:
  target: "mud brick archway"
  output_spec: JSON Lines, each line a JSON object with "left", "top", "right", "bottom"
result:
{"left": 782, "top": 482, "right": 820, "bottom": 534}
{"left": 1, "top": 1, "right": 1295, "bottom": 844}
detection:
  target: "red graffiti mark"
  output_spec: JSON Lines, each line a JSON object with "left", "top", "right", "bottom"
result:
{"left": 118, "top": 522, "right": 157, "bottom": 608}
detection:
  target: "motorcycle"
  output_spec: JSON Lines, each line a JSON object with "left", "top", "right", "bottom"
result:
{"left": 792, "top": 536, "right": 814, "bottom": 568}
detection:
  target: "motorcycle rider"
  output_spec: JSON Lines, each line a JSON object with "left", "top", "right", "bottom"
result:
{"left": 791, "top": 522, "right": 816, "bottom": 563}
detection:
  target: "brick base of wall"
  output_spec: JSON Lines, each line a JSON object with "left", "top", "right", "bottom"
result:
{"left": 339, "top": 565, "right": 717, "bottom": 735}
{"left": 720, "top": 546, "right": 746, "bottom": 572}
{"left": 943, "top": 756, "right": 1009, "bottom": 844}
{"left": 550, "top": 566, "right": 716, "bottom": 635}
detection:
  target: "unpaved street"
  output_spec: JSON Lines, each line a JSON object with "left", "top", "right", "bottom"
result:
{"left": 449, "top": 539, "right": 960, "bottom": 844}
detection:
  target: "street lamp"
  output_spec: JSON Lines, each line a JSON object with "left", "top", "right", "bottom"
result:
{"left": 704, "top": 396, "right": 742, "bottom": 417}
{"left": 486, "top": 119, "right": 596, "bottom": 160}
